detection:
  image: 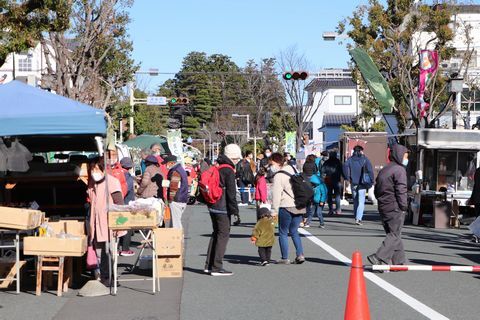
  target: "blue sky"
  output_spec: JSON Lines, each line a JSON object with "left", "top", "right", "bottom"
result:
{"left": 128, "top": 0, "right": 367, "bottom": 92}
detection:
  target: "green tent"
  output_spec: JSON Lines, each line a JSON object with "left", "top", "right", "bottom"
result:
{"left": 123, "top": 134, "right": 170, "bottom": 154}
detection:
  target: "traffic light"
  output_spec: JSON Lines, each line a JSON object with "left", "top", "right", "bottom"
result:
{"left": 169, "top": 97, "right": 190, "bottom": 105}
{"left": 283, "top": 71, "right": 309, "bottom": 81}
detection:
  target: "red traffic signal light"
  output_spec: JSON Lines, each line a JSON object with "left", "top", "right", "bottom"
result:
{"left": 283, "top": 71, "right": 308, "bottom": 80}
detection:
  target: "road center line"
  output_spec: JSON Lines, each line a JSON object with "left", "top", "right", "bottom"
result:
{"left": 298, "top": 228, "right": 449, "bottom": 320}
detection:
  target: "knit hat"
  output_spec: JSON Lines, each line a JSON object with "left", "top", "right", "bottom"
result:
{"left": 145, "top": 155, "right": 158, "bottom": 164}
{"left": 120, "top": 157, "right": 134, "bottom": 169}
{"left": 223, "top": 144, "right": 242, "bottom": 161}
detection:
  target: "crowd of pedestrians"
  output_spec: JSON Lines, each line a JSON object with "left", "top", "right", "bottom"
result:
{"left": 200, "top": 143, "right": 384, "bottom": 276}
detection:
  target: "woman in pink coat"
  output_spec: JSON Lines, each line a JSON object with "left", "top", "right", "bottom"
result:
{"left": 87, "top": 158, "right": 124, "bottom": 285}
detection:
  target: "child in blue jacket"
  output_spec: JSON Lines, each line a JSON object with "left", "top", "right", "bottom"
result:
{"left": 310, "top": 174, "right": 328, "bottom": 228}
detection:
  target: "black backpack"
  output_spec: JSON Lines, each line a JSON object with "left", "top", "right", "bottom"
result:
{"left": 276, "top": 165, "right": 314, "bottom": 210}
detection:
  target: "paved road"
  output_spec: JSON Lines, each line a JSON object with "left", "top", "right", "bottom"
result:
{"left": 1, "top": 204, "right": 479, "bottom": 319}
{"left": 181, "top": 204, "right": 480, "bottom": 320}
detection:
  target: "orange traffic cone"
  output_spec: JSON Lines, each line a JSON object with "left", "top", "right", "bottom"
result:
{"left": 344, "top": 251, "right": 370, "bottom": 320}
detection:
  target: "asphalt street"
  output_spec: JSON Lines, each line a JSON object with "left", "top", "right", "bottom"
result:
{"left": 1, "top": 204, "right": 480, "bottom": 320}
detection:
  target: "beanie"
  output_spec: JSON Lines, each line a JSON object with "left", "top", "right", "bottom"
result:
{"left": 223, "top": 144, "right": 242, "bottom": 161}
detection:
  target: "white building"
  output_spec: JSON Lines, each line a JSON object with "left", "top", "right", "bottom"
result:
{"left": 0, "top": 42, "right": 54, "bottom": 87}
{"left": 304, "top": 70, "right": 359, "bottom": 149}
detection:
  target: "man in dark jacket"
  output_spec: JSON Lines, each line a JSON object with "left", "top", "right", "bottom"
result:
{"left": 343, "top": 146, "right": 374, "bottom": 225}
{"left": 368, "top": 144, "right": 409, "bottom": 267}
{"left": 236, "top": 151, "right": 254, "bottom": 207}
{"left": 205, "top": 144, "right": 241, "bottom": 276}
{"left": 468, "top": 165, "right": 480, "bottom": 217}
{"left": 165, "top": 155, "right": 189, "bottom": 229}
{"left": 322, "top": 151, "right": 344, "bottom": 215}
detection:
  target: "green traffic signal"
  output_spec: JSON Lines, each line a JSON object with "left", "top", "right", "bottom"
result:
{"left": 283, "top": 72, "right": 293, "bottom": 80}
{"left": 170, "top": 98, "right": 177, "bottom": 104}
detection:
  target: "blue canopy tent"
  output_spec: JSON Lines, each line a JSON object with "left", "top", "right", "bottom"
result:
{"left": 0, "top": 81, "right": 106, "bottom": 151}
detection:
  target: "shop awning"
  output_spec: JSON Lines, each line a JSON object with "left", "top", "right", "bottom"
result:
{"left": 123, "top": 134, "right": 170, "bottom": 154}
{"left": 0, "top": 81, "right": 106, "bottom": 136}
{"left": 411, "top": 129, "right": 480, "bottom": 150}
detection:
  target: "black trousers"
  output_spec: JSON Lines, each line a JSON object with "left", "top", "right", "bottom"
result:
{"left": 120, "top": 230, "right": 132, "bottom": 251}
{"left": 205, "top": 213, "right": 231, "bottom": 271}
{"left": 376, "top": 210, "right": 406, "bottom": 265}
{"left": 258, "top": 246, "right": 272, "bottom": 262}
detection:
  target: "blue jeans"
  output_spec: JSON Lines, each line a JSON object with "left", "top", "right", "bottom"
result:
{"left": 313, "top": 204, "right": 324, "bottom": 225}
{"left": 278, "top": 208, "right": 304, "bottom": 259}
{"left": 327, "top": 182, "right": 342, "bottom": 213}
{"left": 352, "top": 185, "right": 366, "bottom": 221}
{"left": 238, "top": 180, "right": 249, "bottom": 204}
{"left": 305, "top": 203, "right": 312, "bottom": 225}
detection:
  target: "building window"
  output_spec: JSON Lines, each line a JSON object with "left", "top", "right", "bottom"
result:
{"left": 461, "top": 89, "right": 480, "bottom": 111}
{"left": 334, "top": 95, "right": 352, "bottom": 105}
{"left": 18, "top": 57, "right": 32, "bottom": 72}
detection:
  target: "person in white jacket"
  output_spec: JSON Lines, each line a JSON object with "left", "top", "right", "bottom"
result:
{"left": 270, "top": 153, "right": 306, "bottom": 265}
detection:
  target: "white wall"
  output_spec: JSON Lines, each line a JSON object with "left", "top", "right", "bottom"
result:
{"left": 307, "top": 87, "right": 358, "bottom": 144}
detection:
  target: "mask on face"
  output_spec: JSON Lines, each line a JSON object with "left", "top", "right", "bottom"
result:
{"left": 265, "top": 152, "right": 271, "bottom": 158}
{"left": 91, "top": 172, "right": 104, "bottom": 182}
{"left": 270, "top": 165, "right": 279, "bottom": 173}
{"left": 402, "top": 159, "right": 409, "bottom": 167}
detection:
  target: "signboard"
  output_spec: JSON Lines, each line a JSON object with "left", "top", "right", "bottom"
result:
{"left": 167, "top": 129, "right": 184, "bottom": 164}
{"left": 285, "top": 131, "right": 296, "bottom": 157}
{"left": 147, "top": 96, "right": 167, "bottom": 106}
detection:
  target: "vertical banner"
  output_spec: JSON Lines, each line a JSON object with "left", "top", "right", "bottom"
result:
{"left": 285, "top": 131, "right": 296, "bottom": 157}
{"left": 417, "top": 50, "right": 439, "bottom": 119}
{"left": 167, "top": 129, "right": 184, "bottom": 164}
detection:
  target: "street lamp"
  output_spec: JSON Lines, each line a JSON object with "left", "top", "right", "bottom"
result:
{"left": 322, "top": 31, "right": 349, "bottom": 41}
{"left": 449, "top": 77, "right": 464, "bottom": 129}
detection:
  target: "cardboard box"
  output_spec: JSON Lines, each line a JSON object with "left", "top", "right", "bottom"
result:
{"left": 0, "top": 206, "right": 44, "bottom": 230}
{"left": 48, "top": 220, "right": 85, "bottom": 236}
{"left": 155, "top": 255, "right": 183, "bottom": 278}
{"left": 108, "top": 211, "right": 158, "bottom": 230}
{"left": 154, "top": 228, "right": 183, "bottom": 256}
{"left": 23, "top": 236, "right": 87, "bottom": 257}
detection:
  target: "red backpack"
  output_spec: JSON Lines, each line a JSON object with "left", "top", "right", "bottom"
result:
{"left": 198, "top": 164, "right": 233, "bottom": 204}
{"left": 109, "top": 163, "right": 128, "bottom": 198}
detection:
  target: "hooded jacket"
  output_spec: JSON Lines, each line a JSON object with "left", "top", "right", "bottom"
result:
{"left": 374, "top": 144, "right": 408, "bottom": 213}
{"left": 322, "top": 153, "right": 344, "bottom": 184}
{"left": 208, "top": 154, "right": 239, "bottom": 216}
{"left": 343, "top": 152, "right": 374, "bottom": 189}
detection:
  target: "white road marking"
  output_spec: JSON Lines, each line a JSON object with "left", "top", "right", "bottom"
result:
{"left": 298, "top": 228, "right": 449, "bottom": 320}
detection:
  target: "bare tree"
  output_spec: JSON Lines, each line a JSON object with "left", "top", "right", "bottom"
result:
{"left": 40, "top": 0, "right": 137, "bottom": 109}
{"left": 277, "top": 46, "right": 327, "bottom": 150}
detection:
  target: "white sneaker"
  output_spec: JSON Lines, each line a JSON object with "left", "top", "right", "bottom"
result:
{"left": 211, "top": 269, "right": 234, "bottom": 276}
{"left": 238, "top": 203, "right": 248, "bottom": 207}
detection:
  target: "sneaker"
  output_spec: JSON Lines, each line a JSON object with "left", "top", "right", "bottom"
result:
{"left": 303, "top": 224, "right": 310, "bottom": 228}
{"left": 276, "top": 259, "right": 291, "bottom": 265}
{"left": 120, "top": 250, "right": 135, "bottom": 257}
{"left": 319, "top": 224, "right": 325, "bottom": 228}
{"left": 238, "top": 203, "right": 248, "bottom": 207}
{"left": 335, "top": 210, "right": 341, "bottom": 215}
{"left": 211, "top": 269, "right": 234, "bottom": 276}
{"left": 260, "top": 261, "right": 269, "bottom": 266}
{"left": 367, "top": 254, "right": 386, "bottom": 273}
{"left": 233, "top": 217, "right": 241, "bottom": 226}
{"left": 355, "top": 220, "right": 363, "bottom": 225}
{"left": 203, "top": 269, "right": 211, "bottom": 274}
{"left": 295, "top": 255, "right": 306, "bottom": 264}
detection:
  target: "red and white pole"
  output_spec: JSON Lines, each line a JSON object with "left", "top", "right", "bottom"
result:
{"left": 365, "top": 265, "right": 480, "bottom": 272}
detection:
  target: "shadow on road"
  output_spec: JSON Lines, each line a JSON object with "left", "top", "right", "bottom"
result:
{"left": 305, "top": 257, "right": 348, "bottom": 267}
{"left": 183, "top": 267, "right": 208, "bottom": 275}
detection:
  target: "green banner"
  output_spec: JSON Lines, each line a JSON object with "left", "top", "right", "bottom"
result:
{"left": 285, "top": 131, "right": 296, "bottom": 157}
{"left": 349, "top": 47, "right": 394, "bottom": 113}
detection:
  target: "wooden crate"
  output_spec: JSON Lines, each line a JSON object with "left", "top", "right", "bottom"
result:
{"left": 24, "top": 236, "right": 87, "bottom": 257}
